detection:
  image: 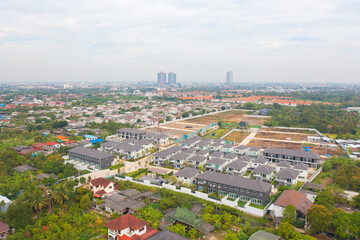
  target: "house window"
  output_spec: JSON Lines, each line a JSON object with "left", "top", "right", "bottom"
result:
{"left": 240, "top": 189, "right": 244, "bottom": 192}
{"left": 252, "top": 191, "right": 257, "bottom": 195}
{"left": 139, "top": 227, "right": 145, "bottom": 232}
{"left": 235, "top": 187, "right": 239, "bottom": 191}
{"left": 229, "top": 186, "right": 233, "bottom": 190}
{"left": 246, "top": 190, "right": 250, "bottom": 193}
{"left": 198, "top": 186, "right": 203, "bottom": 191}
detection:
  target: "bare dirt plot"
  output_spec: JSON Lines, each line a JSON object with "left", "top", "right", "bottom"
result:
{"left": 186, "top": 110, "right": 268, "bottom": 125}
{"left": 247, "top": 139, "right": 345, "bottom": 156}
{"left": 265, "top": 128, "right": 317, "bottom": 134}
{"left": 224, "top": 131, "right": 250, "bottom": 143}
{"left": 255, "top": 131, "right": 315, "bottom": 141}
{"left": 162, "top": 121, "right": 204, "bottom": 131}
{"left": 146, "top": 127, "right": 186, "bottom": 138}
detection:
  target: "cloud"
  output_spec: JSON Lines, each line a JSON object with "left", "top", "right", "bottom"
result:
{"left": 0, "top": 0, "right": 359, "bottom": 83}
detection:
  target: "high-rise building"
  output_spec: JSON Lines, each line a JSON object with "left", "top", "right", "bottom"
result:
{"left": 168, "top": 72, "right": 176, "bottom": 85}
{"left": 226, "top": 71, "right": 233, "bottom": 85}
{"left": 157, "top": 72, "right": 166, "bottom": 85}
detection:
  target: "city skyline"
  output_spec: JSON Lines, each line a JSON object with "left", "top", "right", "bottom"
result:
{"left": 0, "top": 0, "right": 359, "bottom": 83}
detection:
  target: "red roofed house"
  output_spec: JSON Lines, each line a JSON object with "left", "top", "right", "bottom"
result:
{"left": 269, "top": 190, "right": 313, "bottom": 224}
{"left": 0, "top": 220, "right": 10, "bottom": 238}
{"left": 32, "top": 142, "right": 46, "bottom": 150}
{"left": 89, "top": 177, "right": 116, "bottom": 198}
{"left": 46, "top": 141, "right": 61, "bottom": 149}
{"left": 105, "top": 214, "right": 159, "bottom": 240}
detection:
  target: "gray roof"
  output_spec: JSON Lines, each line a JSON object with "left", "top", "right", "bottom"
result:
{"left": 239, "top": 155, "right": 253, "bottom": 162}
{"left": 119, "top": 188, "right": 141, "bottom": 198}
{"left": 263, "top": 147, "right": 320, "bottom": 159}
{"left": 225, "top": 160, "right": 248, "bottom": 170}
{"left": 68, "top": 147, "right": 114, "bottom": 159}
{"left": 148, "top": 229, "right": 190, "bottom": 240}
{"left": 36, "top": 173, "right": 57, "bottom": 180}
{"left": 196, "top": 150, "right": 209, "bottom": 156}
{"left": 117, "top": 127, "right": 146, "bottom": 134}
{"left": 175, "top": 167, "right": 200, "bottom": 178}
{"left": 248, "top": 146, "right": 261, "bottom": 151}
{"left": 223, "top": 153, "right": 238, "bottom": 160}
{"left": 222, "top": 143, "right": 234, "bottom": 148}
{"left": 182, "top": 136, "right": 202, "bottom": 145}
{"left": 293, "top": 163, "right": 309, "bottom": 170}
{"left": 188, "top": 155, "right": 207, "bottom": 163}
{"left": 14, "top": 165, "right": 37, "bottom": 172}
{"left": 209, "top": 151, "right": 223, "bottom": 158}
{"left": 276, "top": 168, "right": 300, "bottom": 179}
{"left": 235, "top": 145, "right": 248, "bottom": 150}
{"left": 253, "top": 165, "right": 275, "bottom": 175}
{"left": 249, "top": 230, "right": 280, "bottom": 240}
{"left": 154, "top": 146, "right": 183, "bottom": 158}
{"left": 196, "top": 171, "right": 272, "bottom": 193}
{"left": 181, "top": 148, "right": 197, "bottom": 155}
{"left": 170, "top": 152, "right": 190, "bottom": 161}
{"left": 277, "top": 161, "right": 292, "bottom": 168}
{"left": 253, "top": 157, "right": 268, "bottom": 164}
{"left": 12, "top": 145, "right": 30, "bottom": 151}
{"left": 103, "top": 193, "right": 146, "bottom": 212}
{"left": 143, "top": 132, "right": 170, "bottom": 140}
{"left": 207, "top": 157, "right": 227, "bottom": 165}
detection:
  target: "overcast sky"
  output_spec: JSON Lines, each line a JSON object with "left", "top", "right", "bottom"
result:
{"left": 0, "top": 0, "right": 359, "bottom": 83}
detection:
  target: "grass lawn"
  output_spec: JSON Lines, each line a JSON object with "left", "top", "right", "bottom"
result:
{"left": 227, "top": 197, "right": 236, "bottom": 201}
{"left": 204, "top": 128, "right": 232, "bottom": 140}
{"left": 249, "top": 203, "right": 265, "bottom": 209}
{"left": 312, "top": 169, "right": 336, "bottom": 187}
{"left": 238, "top": 200, "right": 247, "bottom": 207}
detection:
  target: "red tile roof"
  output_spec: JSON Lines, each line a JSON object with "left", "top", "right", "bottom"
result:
{"left": 90, "top": 177, "right": 113, "bottom": 188}
{"left": 94, "top": 189, "right": 106, "bottom": 198}
{"left": 32, "top": 142, "right": 46, "bottom": 149}
{"left": 46, "top": 141, "right": 59, "bottom": 146}
{"left": 274, "top": 190, "right": 313, "bottom": 215}
{"left": 0, "top": 221, "right": 9, "bottom": 234}
{"left": 105, "top": 214, "right": 148, "bottom": 232}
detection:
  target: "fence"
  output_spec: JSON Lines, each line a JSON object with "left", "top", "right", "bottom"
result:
{"left": 113, "top": 175, "right": 267, "bottom": 217}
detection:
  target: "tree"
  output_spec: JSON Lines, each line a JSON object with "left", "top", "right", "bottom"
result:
{"left": 80, "top": 195, "right": 91, "bottom": 210}
{"left": 353, "top": 192, "right": 360, "bottom": 208}
{"left": 166, "top": 116, "right": 172, "bottom": 121}
{"left": 5, "top": 199, "right": 33, "bottom": 229}
{"left": 31, "top": 188, "right": 48, "bottom": 213}
{"left": 182, "top": 112, "right": 189, "bottom": 118}
{"left": 315, "top": 190, "right": 334, "bottom": 209}
{"left": 52, "top": 183, "right": 70, "bottom": 206}
{"left": 80, "top": 177, "right": 86, "bottom": 185}
{"left": 276, "top": 222, "right": 297, "bottom": 239}
{"left": 225, "top": 231, "right": 238, "bottom": 240}
{"left": 307, "top": 205, "right": 332, "bottom": 233}
{"left": 283, "top": 204, "right": 297, "bottom": 224}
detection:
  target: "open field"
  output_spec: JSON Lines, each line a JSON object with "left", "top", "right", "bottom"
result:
{"left": 146, "top": 127, "right": 186, "bottom": 138}
{"left": 247, "top": 139, "right": 345, "bottom": 156}
{"left": 265, "top": 128, "right": 317, "bottom": 134}
{"left": 186, "top": 110, "right": 268, "bottom": 125}
{"left": 224, "top": 131, "right": 250, "bottom": 143}
{"left": 255, "top": 130, "right": 317, "bottom": 141}
{"left": 162, "top": 121, "right": 205, "bottom": 131}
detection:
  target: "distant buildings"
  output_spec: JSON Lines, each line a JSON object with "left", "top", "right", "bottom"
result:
{"left": 157, "top": 72, "right": 177, "bottom": 85}
{"left": 157, "top": 72, "right": 166, "bottom": 85}
{"left": 168, "top": 72, "right": 176, "bottom": 85}
{"left": 226, "top": 71, "right": 233, "bottom": 84}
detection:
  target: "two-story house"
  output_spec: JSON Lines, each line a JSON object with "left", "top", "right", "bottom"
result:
{"left": 224, "top": 160, "right": 248, "bottom": 176}
{"left": 206, "top": 158, "right": 228, "bottom": 172}
{"left": 252, "top": 165, "right": 276, "bottom": 182}
{"left": 276, "top": 168, "right": 300, "bottom": 187}
{"left": 293, "top": 163, "right": 309, "bottom": 180}
{"left": 187, "top": 155, "right": 208, "bottom": 168}
{"left": 246, "top": 147, "right": 261, "bottom": 157}
{"left": 234, "top": 145, "right": 249, "bottom": 156}
{"left": 174, "top": 167, "right": 201, "bottom": 185}
{"left": 90, "top": 177, "right": 116, "bottom": 198}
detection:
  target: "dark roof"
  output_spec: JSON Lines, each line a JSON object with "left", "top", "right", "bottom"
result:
{"left": 276, "top": 168, "right": 300, "bottom": 179}
{"left": 119, "top": 188, "right": 141, "bottom": 198}
{"left": 196, "top": 150, "right": 208, "bottom": 156}
{"left": 68, "top": 147, "right": 113, "bottom": 159}
{"left": 175, "top": 167, "right": 200, "bottom": 178}
{"left": 253, "top": 165, "right": 276, "bottom": 175}
{"left": 182, "top": 148, "right": 197, "bottom": 155}
{"left": 12, "top": 145, "right": 30, "bottom": 151}
{"left": 149, "top": 229, "right": 190, "bottom": 240}
{"left": 303, "top": 182, "right": 323, "bottom": 190}
{"left": 196, "top": 171, "right": 272, "bottom": 193}
{"left": 274, "top": 190, "right": 313, "bottom": 215}
{"left": 225, "top": 160, "right": 248, "bottom": 170}
{"left": 117, "top": 127, "right": 146, "bottom": 134}
{"left": 13, "top": 165, "right": 37, "bottom": 172}
{"left": 263, "top": 147, "right": 320, "bottom": 159}
{"left": 182, "top": 136, "right": 202, "bottom": 145}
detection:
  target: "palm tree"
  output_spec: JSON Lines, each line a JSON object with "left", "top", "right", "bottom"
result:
{"left": 32, "top": 188, "right": 47, "bottom": 214}
{"left": 52, "top": 183, "right": 70, "bottom": 206}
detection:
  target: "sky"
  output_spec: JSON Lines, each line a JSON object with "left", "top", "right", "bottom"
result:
{"left": 0, "top": 0, "right": 359, "bottom": 83}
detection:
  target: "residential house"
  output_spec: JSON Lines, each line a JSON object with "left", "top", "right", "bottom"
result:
{"left": 105, "top": 214, "right": 159, "bottom": 240}
{"left": 0, "top": 221, "right": 10, "bottom": 239}
{"left": 180, "top": 136, "right": 202, "bottom": 148}
{"left": 174, "top": 167, "right": 201, "bottom": 185}
{"left": 276, "top": 168, "right": 300, "bottom": 187}
{"left": 275, "top": 161, "right": 292, "bottom": 172}
{"left": 206, "top": 158, "right": 228, "bottom": 172}
{"left": 248, "top": 230, "right": 281, "bottom": 240}
{"left": 270, "top": 190, "right": 313, "bottom": 224}
{"left": 117, "top": 128, "right": 146, "bottom": 140}
{"left": 251, "top": 157, "right": 268, "bottom": 169}
{"left": 142, "top": 132, "right": 170, "bottom": 145}
{"left": 84, "top": 134, "right": 98, "bottom": 141}
{"left": 234, "top": 145, "right": 249, "bottom": 155}
{"left": 222, "top": 153, "right": 238, "bottom": 162}
{"left": 224, "top": 160, "right": 248, "bottom": 176}
{"left": 39, "top": 129, "right": 51, "bottom": 136}
{"left": 170, "top": 152, "right": 191, "bottom": 168}
{"left": 187, "top": 155, "right": 207, "bottom": 168}
{"left": 68, "top": 147, "right": 114, "bottom": 169}
{"left": 102, "top": 192, "right": 147, "bottom": 215}
{"left": 196, "top": 171, "right": 272, "bottom": 206}
{"left": 252, "top": 165, "right": 276, "bottom": 182}
{"left": 209, "top": 151, "right": 223, "bottom": 159}
{"left": 262, "top": 147, "right": 320, "bottom": 168}
{"left": 90, "top": 177, "right": 116, "bottom": 198}
{"left": 293, "top": 163, "right": 309, "bottom": 180}
{"left": 36, "top": 173, "right": 57, "bottom": 182}
{"left": 153, "top": 146, "right": 183, "bottom": 165}
{"left": 13, "top": 165, "right": 37, "bottom": 173}
{"left": 0, "top": 196, "right": 11, "bottom": 213}
{"left": 222, "top": 143, "right": 235, "bottom": 153}
{"left": 246, "top": 147, "right": 261, "bottom": 157}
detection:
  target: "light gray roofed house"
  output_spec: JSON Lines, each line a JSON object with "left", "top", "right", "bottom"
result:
{"left": 170, "top": 152, "right": 190, "bottom": 161}
{"left": 277, "top": 161, "right": 292, "bottom": 168}
{"left": 253, "top": 165, "right": 276, "bottom": 175}
{"left": 222, "top": 143, "right": 234, "bottom": 148}
{"left": 196, "top": 150, "right": 209, "bottom": 156}
{"left": 209, "top": 151, "right": 223, "bottom": 158}
{"left": 182, "top": 148, "right": 197, "bottom": 155}
{"left": 117, "top": 127, "right": 146, "bottom": 134}
{"left": 188, "top": 155, "right": 207, "bottom": 164}
{"left": 263, "top": 147, "right": 320, "bottom": 159}
{"left": 253, "top": 157, "right": 268, "bottom": 164}
{"left": 213, "top": 139, "right": 224, "bottom": 144}
{"left": 12, "top": 145, "right": 30, "bottom": 152}
{"left": 119, "top": 188, "right": 141, "bottom": 198}
{"left": 175, "top": 167, "right": 201, "bottom": 178}
{"left": 225, "top": 160, "right": 248, "bottom": 170}
{"left": 276, "top": 168, "right": 300, "bottom": 179}
{"left": 143, "top": 132, "right": 170, "bottom": 140}
{"left": 207, "top": 157, "right": 227, "bottom": 165}
{"left": 116, "top": 143, "right": 143, "bottom": 152}
{"left": 42, "top": 145, "right": 55, "bottom": 151}
{"left": 248, "top": 147, "right": 261, "bottom": 151}
{"left": 13, "top": 165, "right": 37, "bottom": 173}
{"left": 293, "top": 163, "right": 309, "bottom": 171}
{"left": 153, "top": 146, "right": 183, "bottom": 159}
{"left": 235, "top": 145, "right": 248, "bottom": 150}
{"left": 239, "top": 155, "right": 253, "bottom": 162}
{"left": 223, "top": 153, "right": 238, "bottom": 160}
{"left": 181, "top": 136, "right": 202, "bottom": 147}
{"left": 196, "top": 171, "right": 272, "bottom": 193}
{"left": 248, "top": 230, "right": 281, "bottom": 240}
